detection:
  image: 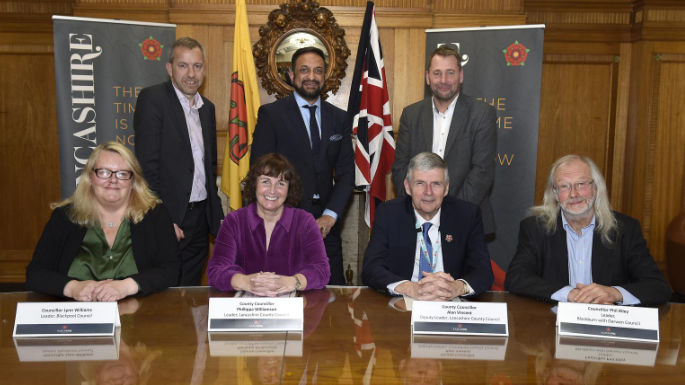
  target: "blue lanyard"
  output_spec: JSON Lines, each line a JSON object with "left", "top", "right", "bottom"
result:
{"left": 416, "top": 218, "right": 440, "bottom": 273}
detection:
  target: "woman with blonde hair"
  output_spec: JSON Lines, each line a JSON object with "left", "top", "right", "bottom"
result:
{"left": 27, "top": 142, "right": 180, "bottom": 301}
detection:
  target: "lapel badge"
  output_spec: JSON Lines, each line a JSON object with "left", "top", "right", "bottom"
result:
{"left": 445, "top": 234, "right": 453, "bottom": 243}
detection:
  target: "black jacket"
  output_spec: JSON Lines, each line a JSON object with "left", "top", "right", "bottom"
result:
{"left": 134, "top": 81, "right": 224, "bottom": 235}
{"left": 505, "top": 211, "right": 671, "bottom": 305}
{"left": 26, "top": 204, "right": 181, "bottom": 298}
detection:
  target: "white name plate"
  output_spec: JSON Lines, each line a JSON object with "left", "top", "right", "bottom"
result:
{"left": 208, "top": 297, "right": 303, "bottom": 332}
{"left": 13, "top": 328, "right": 121, "bottom": 362}
{"left": 411, "top": 302, "right": 508, "bottom": 336}
{"left": 557, "top": 302, "right": 659, "bottom": 342}
{"left": 555, "top": 335, "right": 658, "bottom": 366}
{"left": 208, "top": 332, "right": 302, "bottom": 357}
{"left": 411, "top": 335, "right": 508, "bottom": 360}
{"left": 13, "top": 302, "right": 120, "bottom": 337}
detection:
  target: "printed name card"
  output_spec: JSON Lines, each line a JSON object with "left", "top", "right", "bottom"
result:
{"left": 411, "top": 335, "right": 509, "bottom": 360}
{"left": 208, "top": 332, "right": 303, "bottom": 357}
{"left": 411, "top": 302, "right": 508, "bottom": 336}
{"left": 557, "top": 302, "right": 659, "bottom": 342}
{"left": 13, "top": 302, "right": 120, "bottom": 338}
{"left": 208, "top": 297, "right": 303, "bottom": 332}
{"left": 555, "top": 335, "right": 658, "bottom": 367}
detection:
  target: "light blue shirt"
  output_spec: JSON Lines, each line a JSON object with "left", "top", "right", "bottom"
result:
{"left": 171, "top": 83, "right": 207, "bottom": 203}
{"left": 292, "top": 92, "right": 337, "bottom": 220}
{"left": 551, "top": 212, "right": 639, "bottom": 305}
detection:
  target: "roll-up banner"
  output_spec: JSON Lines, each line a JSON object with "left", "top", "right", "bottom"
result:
{"left": 425, "top": 25, "right": 545, "bottom": 270}
{"left": 53, "top": 16, "right": 176, "bottom": 198}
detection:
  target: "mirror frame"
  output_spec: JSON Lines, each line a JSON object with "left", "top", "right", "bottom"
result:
{"left": 253, "top": 0, "right": 350, "bottom": 99}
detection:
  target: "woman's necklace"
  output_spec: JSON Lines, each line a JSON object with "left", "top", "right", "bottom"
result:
{"left": 104, "top": 216, "right": 123, "bottom": 229}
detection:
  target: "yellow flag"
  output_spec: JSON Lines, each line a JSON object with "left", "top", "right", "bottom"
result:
{"left": 221, "top": 0, "right": 261, "bottom": 210}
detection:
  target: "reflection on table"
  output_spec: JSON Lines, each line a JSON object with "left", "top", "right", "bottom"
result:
{"left": 1, "top": 288, "right": 684, "bottom": 384}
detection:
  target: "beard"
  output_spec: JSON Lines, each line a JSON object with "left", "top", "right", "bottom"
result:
{"left": 560, "top": 194, "right": 596, "bottom": 218}
{"left": 293, "top": 81, "right": 322, "bottom": 101}
{"left": 430, "top": 82, "right": 460, "bottom": 103}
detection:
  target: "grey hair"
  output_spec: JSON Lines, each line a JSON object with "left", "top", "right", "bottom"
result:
{"left": 405, "top": 152, "right": 450, "bottom": 185}
{"left": 529, "top": 155, "right": 618, "bottom": 247}
{"left": 168, "top": 37, "right": 205, "bottom": 64}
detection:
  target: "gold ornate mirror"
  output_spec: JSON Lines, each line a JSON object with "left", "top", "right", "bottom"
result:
{"left": 253, "top": 0, "right": 350, "bottom": 99}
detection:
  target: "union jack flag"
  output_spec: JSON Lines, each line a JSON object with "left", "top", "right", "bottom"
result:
{"left": 347, "top": 1, "right": 396, "bottom": 228}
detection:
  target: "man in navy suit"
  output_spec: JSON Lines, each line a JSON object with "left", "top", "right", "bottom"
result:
{"left": 250, "top": 47, "right": 354, "bottom": 285}
{"left": 362, "top": 152, "right": 493, "bottom": 299}
{"left": 134, "top": 37, "right": 224, "bottom": 286}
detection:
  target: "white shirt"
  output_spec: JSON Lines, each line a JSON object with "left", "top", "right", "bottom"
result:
{"left": 431, "top": 94, "right": 460, "bottom": 159}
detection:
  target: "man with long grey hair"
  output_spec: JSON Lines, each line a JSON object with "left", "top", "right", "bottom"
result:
{"left": 505, "top": 155, "right": 670, "bottom": 305}
{"left": 363, "top": 152, "right": 493, "bottom": 300}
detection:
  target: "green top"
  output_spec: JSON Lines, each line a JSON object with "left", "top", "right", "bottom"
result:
{"left": 68, "top": 220, "right": 139, "bottom": 281}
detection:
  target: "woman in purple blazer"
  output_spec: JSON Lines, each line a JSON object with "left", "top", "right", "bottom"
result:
{"left": 207, "top": 154, "right": 330, "bottom": 295}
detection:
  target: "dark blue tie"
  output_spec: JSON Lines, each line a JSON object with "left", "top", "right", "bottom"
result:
{"left": 305, "top": 105, "right": 320, "bottom": 156}
{"left": 419, "top": 223, "right": 433, "bottom": 280}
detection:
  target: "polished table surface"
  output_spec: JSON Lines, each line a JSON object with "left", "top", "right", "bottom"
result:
{"left": 2, "top": 287, "right": 684, "bottom": 384}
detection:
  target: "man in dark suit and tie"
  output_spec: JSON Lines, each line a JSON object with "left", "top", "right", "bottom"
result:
{"left": 505, "top": 155, "right": 670, "bottom": 305}
{"left": 392, "top": 45, "right": 497, "bottom": 235}
{"left": 363, "top": 152, "right": 493, "bottom": 299}
{"left": 134, "top": 37, "right": 224, "bottom": 286}
{"left": 250, "top": 47, "right": 354, "bottom": 285}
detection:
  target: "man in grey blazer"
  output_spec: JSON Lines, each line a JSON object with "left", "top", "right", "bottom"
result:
{"left": 392, "top": 45, "right": 497, "bottom": 234}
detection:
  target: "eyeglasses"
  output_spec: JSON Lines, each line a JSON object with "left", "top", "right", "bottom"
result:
{"left": 93, "top": 168, "right": 133, "bottom": 180}
{"left": 553, "top": 180, "right": 594, "bottom": 194}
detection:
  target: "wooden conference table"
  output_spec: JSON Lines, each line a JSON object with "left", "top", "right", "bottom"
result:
{"left": 2, "top": 287, "right": 684, "bottom": 384}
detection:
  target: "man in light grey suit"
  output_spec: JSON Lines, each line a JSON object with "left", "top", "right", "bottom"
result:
{"left": 392, "top": 45, "right": 497, "bottom": 234}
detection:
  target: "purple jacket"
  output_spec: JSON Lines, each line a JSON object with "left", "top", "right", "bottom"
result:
{"left": 207, "top": 203, "right": 330, "bottom": 291}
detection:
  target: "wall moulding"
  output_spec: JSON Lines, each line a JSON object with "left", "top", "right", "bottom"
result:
{"left": 0, "top": 44, "right": 54, "bottom": 54}
{"left": 432, "top": 0, "right": 524, "bottom": 13}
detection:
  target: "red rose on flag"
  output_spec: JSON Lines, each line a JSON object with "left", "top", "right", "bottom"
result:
{"left": 503, "top": 40, "right": 530, "bottom": 66}
{"left": 228, "top": 72, "right": 249, "bottom": 164}
{"left": 139, "top": 37, "right": 164, "bottom": 61}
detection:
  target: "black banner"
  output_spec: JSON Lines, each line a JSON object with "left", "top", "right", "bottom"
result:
{"left": 53, "top": 16, "right": 176, "bottom": 198}
{"left": 425, "top": 26, "right": 545, "bottom": 270}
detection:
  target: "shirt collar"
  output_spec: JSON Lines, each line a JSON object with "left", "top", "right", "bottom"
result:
{"left": 414, "top": 208, "right": 442, "bottom": 230}
{"left": 561, "top": 210, "right": 596, "bottom": 233}
{"left": 247, "top": 202, "right": 294, "bottom": 233}
{"left": 293, "top": 91, "right": 321, "bottom": 110}
{"left": 171, "top": 82, "right": 203, "bottom": 109}
{"left": 431, "top": 93, "right": 459, "bottom": 115}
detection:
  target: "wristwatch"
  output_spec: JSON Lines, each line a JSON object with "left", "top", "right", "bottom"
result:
{"left": 294, "top": 276, "right": 302, "bottom": 291}
{"left": 458, "top": 279, "right": 472, "bottom": 296}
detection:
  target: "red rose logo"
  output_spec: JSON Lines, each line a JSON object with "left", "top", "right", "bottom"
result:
{"left": 139, "top": 36, "right": 164, "bottom": 61}
{"left": 63, "top": 325, "right": 68, "bottom": 329}
{"left": 503, "top": 40, "right": 530, "bottom": 66}
{"left": 228, "top": 71, "right": 249, "bottom": 164}
{"left": 607, "top": 327, "right": 611, "bottom": 332}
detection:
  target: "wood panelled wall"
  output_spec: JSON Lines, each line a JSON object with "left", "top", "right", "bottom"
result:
{"left": 1, "top": 0, "right": 684, "bottom": 284}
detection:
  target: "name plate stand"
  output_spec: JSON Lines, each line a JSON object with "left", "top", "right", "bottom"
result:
{"left": 557, "top": 302, "right": 659, "bottom": 342}
{"left": 13, "top": 302, "right": 120, "bottom": 337}
{"left": 208, "top": 297, "right": 303, "bottom": 332}
{"left": 411, "top": 302, "right": 508, "bottom": 336}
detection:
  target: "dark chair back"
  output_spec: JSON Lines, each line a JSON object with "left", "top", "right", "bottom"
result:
{"left": 666, "top": 212, "right": 685, "bottom": 295}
